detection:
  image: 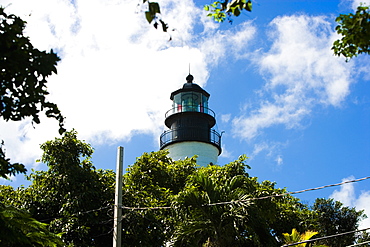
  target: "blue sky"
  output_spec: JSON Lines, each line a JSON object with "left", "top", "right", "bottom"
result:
{"left": 1, "top": 0, "right": 369, "bottom": 227}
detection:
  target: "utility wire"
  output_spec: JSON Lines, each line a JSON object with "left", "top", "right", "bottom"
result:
{"left": 347, "top": 240, "right": 370, "bottom": 247}
{"left": 281, "top": 227, "right": 370, "bottom": 247}
{"left": 208, "top": 175, "right": 370, "bottom": 206}
{"left": 38, "top": 205, "right": 113, "bottom": 222}
{"left": 119, "top": 175, "right": 370, "bottom": 210}
{"left": 121, "top": 205, "right": 173, "bottom": 210}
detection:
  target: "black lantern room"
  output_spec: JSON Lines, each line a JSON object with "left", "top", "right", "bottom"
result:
{"left": 159, "top": 75, "right": 222, "bottom": 155}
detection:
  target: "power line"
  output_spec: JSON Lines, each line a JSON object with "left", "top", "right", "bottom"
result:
{"left": 119, "top": 175, "right": 370, "bottom": 210}
{"left": 347, "top": 240, "right": 370, "bottom": 247}
{"left": 281, "top": 227, "right": 370, "bottom": 247}
{"left": 38, "top": 205, "right": 113, "bottom": 222}
{"left": 208, "top": 175, "right": 370, "bottom": 206}
{"left": 121, "top": 205, "right": 172, "bottom": 210}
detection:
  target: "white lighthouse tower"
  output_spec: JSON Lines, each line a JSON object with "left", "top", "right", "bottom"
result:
{"left": 159, "top": 74, "right": 222, "bottom": 166}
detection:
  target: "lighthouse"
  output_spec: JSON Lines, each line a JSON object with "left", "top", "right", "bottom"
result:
{"left": 159, "top": 74, "right": 222, "bottom": 166}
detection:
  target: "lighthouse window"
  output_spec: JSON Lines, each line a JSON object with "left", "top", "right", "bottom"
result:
{"left": 173, "top": 94, "right": 182, "bottom": 113}
{"left": 201, "top": 94, "right": 209, "bottom": 113}
{"left": 181, "top": 92, "right": 200, "bottom": 112}
{"left": 173, "top": 92, "right": 209, "bottom": 114}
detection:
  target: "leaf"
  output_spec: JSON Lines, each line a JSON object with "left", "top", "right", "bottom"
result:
{"left": 145, "top": 11, "right": 154, "bottom": 23}
{"left": 233, "top": 7, "right": 241, "bottom": 17}
{"left": 148, "top": 2, "right": 161, "bottom": 14}
{"left": 245, "top": 0, "right": 252, "bottom": 11}
{"left": 160, "top": 20, "right": 168, "bottom": 32}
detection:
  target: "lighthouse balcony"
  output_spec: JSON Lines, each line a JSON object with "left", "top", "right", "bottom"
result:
{"left": 165, "top": 105, "right": 216, "bottom": 119}
{"left": 160, "top": 127, "right": 221, "bottom": 153}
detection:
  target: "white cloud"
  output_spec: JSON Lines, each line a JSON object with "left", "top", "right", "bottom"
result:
{"left": 356, "top": 191, "right": 370, "bottom": 229}
{"left": 330, "top": 176, "right": 370, "bottom": 229}
{"left": 275, "top": 155, "right": 283, "bottom": 166}
{"left": 249, "top": 141, "right": 286, "bottom": 163}
{"left": 0, "top": 0, "right": 257, "bottom": 169}
{"left": 219, "top": 144, "right": 232, "bottom": 159}
{"left": 330, "top": 176, "right": 356, "bottom": 206}
{"left": 350, "top": 0, "right": 370, "bottom": 9}
{"left": 339, "top": 0, "right": 369, "bottom": 15}
{"left": 232, "top": 14, "right": 354, "bottom": 140}
{"left": 221, "top": 114, "right": 231, "bottom": 123}
{"left": 0, "top": 175, "right": 16, "bottom": 185}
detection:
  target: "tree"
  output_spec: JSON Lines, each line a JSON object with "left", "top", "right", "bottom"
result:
{"left": 282, "top": 228, "right": 317, "bottom": 247}
{"left": 0, "top": 140, "right": 26, "bottom": 179}
{"left": 122, "top": 150, "right": 197, "bottom": 246}
{"left": 172, "top": 155, "right": 298, "bottom": 247}
{"left": 0, "top": 7, "right": 64, "bottom": 131}
{"left": 282, "top": 229, "right": 328, "bottom": 247}
{"left": 332, "top": 5, "right": 370, "bottom": 60}
{"left": 0, "top": 203, "right": 64, "bottom": 247}
{"left": 312, "top": 198, "right": 366, "bottom": 247}
{"left": 0, "top": 6, "right": 65, "bottom": 179}
{"left": 2, "top": 130, "right": 116, "bottom": 246}
{"left": 203, "top": 0, "right": 252, "bottom": 23}
{"left": 122, "top": 152, "right": 320, "bottom": 247}
{"left": 122, "top": 151, "right": 367, "bottom": 246}
{"left": 1, "top": 140, "right": 366, "bottom": 246}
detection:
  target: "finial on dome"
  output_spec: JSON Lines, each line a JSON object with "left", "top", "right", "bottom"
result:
{"left": 186, "top": 74, "right": 194, "bottom": 83}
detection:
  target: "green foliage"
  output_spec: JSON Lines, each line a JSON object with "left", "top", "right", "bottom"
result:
{"left": 356, "top": 231, "right": 370, "bottom": 245}
{"left": 122, "top": 150, "right": 197, "bottom": 246}
{"left": 121, "top": 152, "right": 366, "bottom": 246}
{"left": 171, "top": 155, "right": 290, "bottom": 247}
{"left": 142, "top": 0, "right": 252, "bottom": 31}
{"left": 39, "top": 129, "right": 94, "bottom": 173}
{"left": 204, "top": 0, "right": 252, "bottom": 23}
{"left": 0, "top": 140, "right": 27, "bottom": 179}
{"left": 0, "top": 7, "right": 65, "bottom": 133}
{"left": 282, "top": 228, "right": 319, "bottom": 247}
{"left": 172, "top": 157, "right": 255, "bottom": 246}
{"left": 143, "top": 0, "right": 168, "bottom": 32}
{"left": 0, "top": 6, "right": 66, "bottom": 180}
{"left": 312, "top": 198, "right": 366, "bottom": 247}
{"left": 271, "top": 191, "right": 319, "bottom": 244}
{"left": 1, "top": 139, "right": 367, "bottom": 246}
{"left": 3, "top": 130, "right": 115, "bottom": 246}
{"left": 0, "top": 203, "right": 64, "bottom": 247}
{"left": 332, "top": 5, "right": 370, "bottom": 61}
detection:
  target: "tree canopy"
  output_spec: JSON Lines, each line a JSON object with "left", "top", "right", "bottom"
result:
{"left": 0, "top": 7, "right": 64, "bottom": 133}
{"left": 0, "top": 6, "right": 65, "bottom": 180}
{"left": 2, "top": 130, "right": 116, "bottom": 246}
{"left": 0, "top": 132, "right": 367, "bottom": 246}
{"left": 332, "top": 5, "right": 370, "bottom": 60}
{"left": 0, "top": 202, "right": 64, "bottom": 247}
{"left": 120, "top": 151, "right": 365, "bottom": 247}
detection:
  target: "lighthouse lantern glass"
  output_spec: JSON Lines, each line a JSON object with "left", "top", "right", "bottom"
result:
{"left": 173, "top": 92, "right": 209, "bottom": 113}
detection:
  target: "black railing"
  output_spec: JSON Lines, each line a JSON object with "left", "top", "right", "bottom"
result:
{"left": 165, "top": 105, "right": 215, "bottom": 119}
{"left": 160, "top": 127, "right": 221, "bottom": 150}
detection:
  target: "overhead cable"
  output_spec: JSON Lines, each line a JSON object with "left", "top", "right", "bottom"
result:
{"left": 120, "top": 175, "right": 370, "bottom": 210}
{"left": 208, "top": 175, "right": 370, "bottom": 206}
{"left": 38, "top": 205, "right": 113, "bottom": 222}
{"left": 346, "top": 240, "right": 370, "bottom": 247}
{"left": 281, "top": 227, "right": 370, "bottom": 247}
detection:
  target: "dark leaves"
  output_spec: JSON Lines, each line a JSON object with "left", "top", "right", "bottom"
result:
{"left": 0, "top": 7, "right": 65, "bottom": 133}
{"left": 0, "top": 140, "right": 27, "bottom": 179}
{"left": 332, "top": 5, "right": 370, "bottom": 61}
{"left": 204, "top": 0, "right": 252, "bottom": 23}
{"left": 143, "top": 1, "right": 169, "bottom": 33}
